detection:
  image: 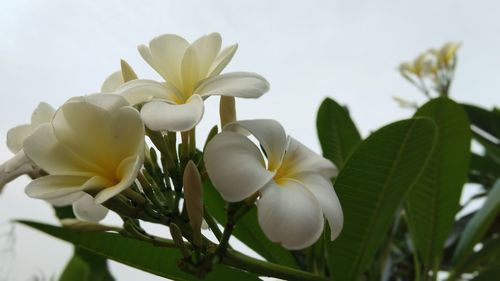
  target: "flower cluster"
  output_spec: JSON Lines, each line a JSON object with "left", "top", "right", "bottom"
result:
{"left": 398, "top": 41, "right": 461, "bottom": 97}
{"left": 1, "top": 33, "right": 342, "bottom": 250}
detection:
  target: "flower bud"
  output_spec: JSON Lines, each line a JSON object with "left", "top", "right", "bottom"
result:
{"left": 439, "top": 42, "right": 461, "bottom": 66}
{"left": 393, "top": 96, "right": 418, "bottom": 109}
{"left": 219, "top": 96, "right": 236, "bottom": 128}
{"left": 183, "top": 160, "right": 203, "bottom": 246}
{"left": 120, "top": 59, "right": 138, "bottom": 82}
{"left": 169, "top": 223, "right": 190, "bottom": 258}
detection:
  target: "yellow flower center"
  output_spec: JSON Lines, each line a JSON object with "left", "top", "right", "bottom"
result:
{"left": 272, "top": 158, "right": 295, "bottom": 186}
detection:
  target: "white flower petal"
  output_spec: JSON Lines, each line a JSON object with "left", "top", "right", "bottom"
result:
{"left": 67, "top": 93, "right": 128, "bottom": 112}
{"left": 73, "top": 193, "right": 109, "bottom": 222}
{"left": 94, "top": 155, "right": 142, "bottom": 204}
{"left": 209, "top": 44, "right": 238, "bottom": 77}
{"left": 23, "top": 124, "right": 103, "bottom": 177}
{"left": 6, "top": 124, "right": 31, "bottom": 153}
{"left": 296, "top": 174, "right": 343, "bottom": 240}
{"left": 110, "top": 107, "right": 145, "bottom": 160}
{"left": 191, "top": 33, "right": 222, "bottom": 77}
{"left": 51, "top": 97, "right": 144, "bottom": 176}
{"left": 204, "top": 131, "right": 274, "bottom": 202}
{"left": 51, "top": 102, "right": 118, "bottom": 174}
{"left": 181, "top": 46, "right": 201, "bottom": 95}
{"left": 138, "top": 44, "right": 155, "bottom": 70}
{"left": 25, "top": 175, "right": 91, "bottom": 200}
{"left": 147, "top": 34, "right": 189, "bottom": 89}
{"left": 140, "top": 94, "right": 204, "bottom": 132}
{"left": 257, "top": 179, "right": 324, "bottom": 250}
{"left": 282, "top": 137, "right": 338, "bottom": 179}
{"left": 224, "top": 119, "right": 287, "bottom": 171}
{"left": 194, "top": 72, "right": 270, "bottom": 99}
{"left": 31, "top": 102, "right": 55, "bottom": 128}
{"left": 101, "top": 71, "right": 124, "bottom": 92}
{"left": 45, "top": 192, "right": 85, "bottom": 207}
{"left": 115, "top": 79, "right": 182, "bottom": 105}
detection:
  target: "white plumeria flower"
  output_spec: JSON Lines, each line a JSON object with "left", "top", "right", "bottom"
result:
{"left": 0, "top": 104, "right": 108, "bottom": 221}
{"left": 0, "top": 69, "right": 126, "bottom": 192}
{"left": 23, "top": 94, "right": 145, "bottom": 207}
{"left": 0, "top": 102, "right": 54, "bottom": 192}
{"left": 204, "top": 120, "right": 343, "bottom": 250}
{"left": 114, "top": 33, "right": 270, "bottom": 132}
{"left": 101, "top": 70, "right": 125, "bottom": 93}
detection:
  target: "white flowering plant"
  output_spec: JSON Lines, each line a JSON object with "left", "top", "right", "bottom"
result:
{"left": 1, "top": 35, "right": 498, "bottom": 281}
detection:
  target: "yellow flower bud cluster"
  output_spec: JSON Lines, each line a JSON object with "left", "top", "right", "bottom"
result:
{"left": 399, "top": 42, "right": 461, "bottom": 97}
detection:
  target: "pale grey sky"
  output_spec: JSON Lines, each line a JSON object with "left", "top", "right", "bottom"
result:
{"left": 0, "top": 0, "right": 498, "bottom": 280}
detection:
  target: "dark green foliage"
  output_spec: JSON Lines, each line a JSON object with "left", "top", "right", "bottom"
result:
{"left": 327, "top": 117, "right": 438, "bottom": 281}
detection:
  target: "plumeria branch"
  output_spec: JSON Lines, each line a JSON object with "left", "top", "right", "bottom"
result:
{"left": 215, "top": 192, "right": 260, "bottom": 259}
{"left": 117, "top": 212, "right": 329, "bottom": 281}
{"left": 223, "top": 250, "right": 329, "bottom": 281}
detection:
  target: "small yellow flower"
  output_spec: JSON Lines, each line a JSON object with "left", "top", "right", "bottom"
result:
{"left": 439, "top": 42, "right": 461, "bottom": 66}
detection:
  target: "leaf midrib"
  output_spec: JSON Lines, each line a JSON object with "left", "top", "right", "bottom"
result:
{"left": 347, "top": 121, "right": 418, "bottom": 280}
{"left": 420, "top": 104, "right": 444, "bottom": 271}
{"left": 332, "top": 114, "right": 345, "bottom": 167}
{"left": 22, "top": 222, "right": 192, "bottom": 281}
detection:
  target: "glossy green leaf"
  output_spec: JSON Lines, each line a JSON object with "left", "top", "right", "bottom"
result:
{"left": 54, "top": 205, "right": 115, "bottom": 281}
{"left": 203, "top": 181, "right": 298, "bottom": 268}
{"left": 328, "top": 117, "right": 438, "bottom": 281}
{"left": 461, "top": 103, "right": 500, "bottom": 138}
{"left": 317, "top": 97, "right": 362, "bottom": 168}
{"left": 452, "top": 180, "right": 500, "bottom": 265}
{"left": 470, "top": 152, "right": 500, "bottom": 178}
{"left": 405, "top": 98, "right": 471, "bottom": 273}
{"left": 471, "top": 264, "right": 500, "bottom": 281}
{"left": 473, "top": 130, "right": 500, "bottom": 163}
{"left": 19, "top": 221, "right": 260, "bottom": 281}
{"left": 60, "top": 248, "right": 115, "bottom": 281}
{"left": 447, "top": 235, "right": 500, "bottom": 280}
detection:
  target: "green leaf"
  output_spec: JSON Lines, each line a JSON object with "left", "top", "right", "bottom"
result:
{"left": 461, "top": 103, "right": 500, "bottom": 138}
{"left": 60, "top": 248, "right": 115, "bottom": 281}
{"left": 203, "top": 181, "right": 298, "bottom": 268}
{"left": 19, "top": 221, "right": 260, "bottom": 281}
{"left": 54, "top": 204, "right": 115, "bottom": 281}
{"left": 452, "top": 179, "right": 500, "bottom": 265}
{"left": 448, "top": 235, "right": 500, "bottom": 280}
{"left": 405, "top": 98, "right": 471, "bottom": 273}
{"left": 317, "top": 97, "right": 362, "bottom": 168}
{"left": 328, "top": 117, "right": 438, "bottom": 281}
{"left": 473, "top": 130, "right": 500, "bottom": 163}
{"left": 470, "top": 153, "right": 500, "bottom": 178}
{"left": 471, "top": 263, "right": 500, "bottom": 281}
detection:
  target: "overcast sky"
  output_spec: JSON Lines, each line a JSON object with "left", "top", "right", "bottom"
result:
{"left": 0, "top": 0, "right": 498, "bottom": 280}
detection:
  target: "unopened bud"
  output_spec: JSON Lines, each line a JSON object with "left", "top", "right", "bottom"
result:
{"left": 398, "top": 62, "right": 415, "bottom": 74}
{"left": 219, "top": 96, "right": 236, "bottom": 128}
{"left": 414, "top": 53, "right": 435, "bottom": 76}
{"left": 120, "top": 59, "right": 138, "bottom": 82}
{"left": 393, "top": 96, "right": 418, "bottom": 109}
{"left": 169, "top": 223, "right": 190, "bottom": 258}
{"left": 183, "top": 160, "right": 203, "bottom": 246}
{"left": 0, "top": 152, "right": 33, "bottom": 193}
{"left": 439, "top": 42, "right": 461, "bottom": 66}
